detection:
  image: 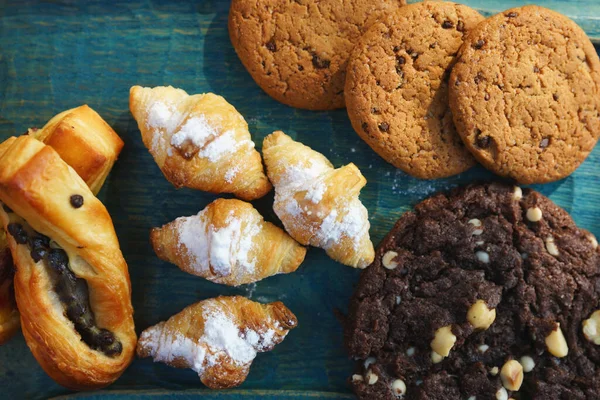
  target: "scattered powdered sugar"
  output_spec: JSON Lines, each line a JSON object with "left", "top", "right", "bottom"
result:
{"left": 147, "top": 101, "right": 175, "bottom": 130}
{"left": 199, "top": 129, "right": 245, "bottom": 162}
{"left": 170, "top": 115, "right": 217, "bottom": 150}
{"left": 317, "top": 200, "right": 369, "bottom": 250}
{"left": 202, "top": 308, "right": 257, "bottom": 367}
{"left": 224, "top": 164, "right": 240, "bottom": 183}
{"left": 279, "top": 159, "right": 329, "bottom": 188}
{"left": 176, "top": 208, "right": 261, "bottom": 279}
{"left": 304, "top": 181, "right": 326, "bottom": 204}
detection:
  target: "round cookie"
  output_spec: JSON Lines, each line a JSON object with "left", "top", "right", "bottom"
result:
{"left": 228, "top": 0, "right": 405, "bottom": 111}
{"left": 449, "top": 6, "right": 600, "bottom": 184}
{"left": 345, "top": 183, "right": 600, "bottom": 399}
{"left": 344, "top": 1, "right": 483, "bottom": 179}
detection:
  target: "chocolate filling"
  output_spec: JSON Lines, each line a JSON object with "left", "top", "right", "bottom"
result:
{"left": 4, "top": 215, "right": 122, "bottom": 357}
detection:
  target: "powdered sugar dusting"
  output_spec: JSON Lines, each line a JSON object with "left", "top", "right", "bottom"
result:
{"left": 225, "top": 165, "right": 240, "bottom": 183}
{"left": 175, "top": 207, "right": 261, "bottom": 280}
{"left": 171, "top": 115, "right": 217, "bottom": 150}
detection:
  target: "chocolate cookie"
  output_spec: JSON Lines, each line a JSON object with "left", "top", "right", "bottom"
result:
{"left": 449, "top": 6, "right": 600, "bottom": 184}
{"left": 345, "top": 1, "right": 483, "bottom": 179}
{"left": 345, "top": 183, "right": 600, "bottom": 399}
{"left": 228, "top": 0, "right": 405, "bottom": 110}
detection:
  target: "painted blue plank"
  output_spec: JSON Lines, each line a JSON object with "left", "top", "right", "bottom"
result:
{"left": 0, "top": 1, "right": 598, "bottom": 399}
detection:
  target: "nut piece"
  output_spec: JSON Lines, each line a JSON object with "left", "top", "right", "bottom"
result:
{"left": 588, "top": 235, "right": 598, "bottom": 249}
{"left": 352, "top": 374, "right": 363, "bottom": 382}
{"left": 476, "top": 251, "right": 490, "bottom": 263}
{"left": 431, "top": 325, "right": 456, "bottom": 357}
{"left": 382, "top": 251, "right": 399, "bottom": 270}
{"left": 366, "top": 370, "right": 378, "bottom": 385}
{"left": 545, "top": 323, "right": 568, "bottom": 357}
{"left": 469, "top": 219, "right": 484, "bottom": 235}
{"left": 490, "top": 366, "right": 499, "bottom": 376}
{"left": 500, "top": 360, "right": 524, "bottom": 391}
{"left": 520, "top": 356, "right": 535, "bottom": 373}
{"left": 467, "top": 300, "right": 496, "bottom": 330}
{"left": 545, "top": 236, "right": 559, "bottom": 256}
{"left": 526, "top": 207, "right": 543, "bottom": 222}
{"left": 391, "top": 379, "right": 407, "bottom": 396}
{"left": 496, "top": 387, "right": 508, "bottom": 400}
{"left": 583, "top": 310, "right": 600, "bottom": 345}
{"left": 478, "top": 344, "right": 490, "bottom": 353}
{"left": 513, "top": 186, "right": 523, "bottom": 200}
{"left": 431, "top": 351, "right": 444, "bottom": 364}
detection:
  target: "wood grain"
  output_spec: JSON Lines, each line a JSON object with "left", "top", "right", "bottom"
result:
{"left": 0, "top": 1, "right": 598, "bottom": 399}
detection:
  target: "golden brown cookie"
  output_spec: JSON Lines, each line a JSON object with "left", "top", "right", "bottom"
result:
{"left": 228, "top": 0, "right": 406, "bottom": 111}
{"left": 345, "top": 1, "right": 483, "bottom": 179}
{"left": 449, "top": 5, "right": 600, "bottom": 184}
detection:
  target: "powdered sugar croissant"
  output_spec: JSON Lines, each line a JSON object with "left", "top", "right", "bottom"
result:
{"left": 137, "top": 296, "right": 297, "bottom": 389}
{"left": 262, "top": 131, "right": 375, "bottom": 268}
{"left": 151, "top": 198, "right": 306, "bottom": 286}
{"left": 129, "top": 85, "right": 271, "bottom": 201}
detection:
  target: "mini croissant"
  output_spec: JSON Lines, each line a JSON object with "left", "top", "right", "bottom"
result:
{"left": 29, "top": 105, "right": 124, "bottom": 195}
{"left": 129, "top": 85, "right": 271, "bottom": 201}
{"left": 262, "top": 131, "right": 375, "bottom": 268}
{"left": 151, "top": 198, "right": 306, "bottom": 286}
{"left": 137, "top": 296, "right": 297, "bottom": 389}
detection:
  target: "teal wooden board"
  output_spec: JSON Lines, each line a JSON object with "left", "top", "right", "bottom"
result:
{"left": 0, "top": 1, "right": 599, "bottom": 399}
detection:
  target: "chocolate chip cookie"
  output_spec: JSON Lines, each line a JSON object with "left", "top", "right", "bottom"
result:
{"left": 228, "top": 0, "right": 405, "bottom": 110}
{"left": 449, "top": 6, "right": 600, "bottom": 184}
{"left": 345, "top": 1, "right": 483, "bottom": 179}
{"left": 345, "top": 183, "right": 600, "bottom": 399}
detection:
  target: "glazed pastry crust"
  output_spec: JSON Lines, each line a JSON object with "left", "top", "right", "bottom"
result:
{"left": 0, "top": 136, "right": 135, "bottom": 390}
{"left": 129, "top": 85, "right": 271, "bottom": 200}
{"left": 151, "top": 198, "right": 306, "bottom": 286}
{"left": 0, "top": 138, "right": 19, "bottom": 345}
{"left": 0, "top": 232, "right": 18, "bottom": 345}
{"left": 262, "top": 131, "right": 375, "bottom": 268}
{"left": 137, "top": 296, "right": 297, "bottom": 389}
{"left": 30, "top": 105, "right": 124, "bottom": 195}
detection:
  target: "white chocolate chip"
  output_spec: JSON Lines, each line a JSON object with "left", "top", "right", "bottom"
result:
{"left": 475, "top": 240, "right": 484, "bottom": 246}
{"left": 382, "top": 251, "right": 399, "bottom": 270}
{"left": 520, "top": 356, "right": 535, "bottom": 373}
{"left": 391, "top": 379, "right": 406, "bottom": 396}
{"left": 476, "top": 251, "right": 490, "bottom": 263}
{"left": 496, "top": 387, "right": 508, "bottom": 400}
{"left": 352, "top": 374, "right": 364, "bottom": 382}
{"left": 396, "top": 296, "right": 402, "bottom": 305}
{"left": 545, "top": 236, "right": 559, "bottom": 256}
{"left": 468, "top": 396, "right": 476, "bottom": 400}
{"left": 431, "top": 351, "right": 444, "bottom": 364}
{"left": 500, "top": 360, "right": 523, "bottom": 391}
{"left": 513, "top": 186, "right": 523, "bottom": 200}
{"left": 588, "top": 235, "right": 598, "bottom": 249}
{"left": 490, "top": 366, "right": 499, "bottom": 376}
{"left": 478, "top": 344, "right": 489, "bottom": 353}
{"left": 526, "top": 207, "right": 543, "bottom": 222}
{"left": 406, "top": 347, "right": 415, "bottom": 356}
{"left": 545, "top": 323, "right": 568, "bottom": 357}
{"left": 469, "top": 219, "right": 483, "bottom": 235}
{"left": 583, "top": 310, "right": 600, "bottom": 345}
{"left": 367, "top": 370, "right": 378, "bottom": 385}
{"left": 431, "top": 325, "right": 456, "bottom": 357}
{"left": 467, "top": 300, "right": 496, "bottom": 330}
{"left": 364, "top": 357, "right": 376, "bottom": 369}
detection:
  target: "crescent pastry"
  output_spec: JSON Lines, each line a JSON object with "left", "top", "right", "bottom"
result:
{"left": 0, "top": 136, "right": 136, "bottom": 390}
{"left": 151, "top": 198, "right": 306, "bottom": 286}
{"left": 262, "top": 131, "right": 375, "bottom": 268}
{"left": 29, "top": 105, "right": 124, "bottom": 195}
{"left": 137, "top": 296, "right": 297, "bottom": 389}
{"left": 129, "top": 85, "right": 271, "bottom": 200}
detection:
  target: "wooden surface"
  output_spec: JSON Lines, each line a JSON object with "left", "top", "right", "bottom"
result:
{"left": 0, "top": 1, "right": 599, "bottom": 399}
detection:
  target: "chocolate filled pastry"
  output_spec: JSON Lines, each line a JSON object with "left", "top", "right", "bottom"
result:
{"left": 0, "top": 136, "right": 136, "bottom": 390}
{"left": 0, "top": 228, "right": 18, "bottom": 345}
